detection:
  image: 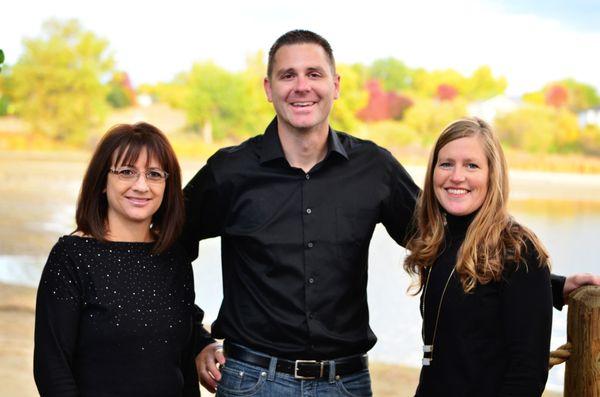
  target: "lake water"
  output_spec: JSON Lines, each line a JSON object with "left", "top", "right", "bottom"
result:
{"left": 1, "top": 151, "right": 599, "bottom": 391}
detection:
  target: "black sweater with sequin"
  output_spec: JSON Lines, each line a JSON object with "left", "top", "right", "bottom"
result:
{"left": 34, "top": 236, "right": 201, "bottom": 397}
{"left": 415, "top": 213, "right": 552, "bottom": 397}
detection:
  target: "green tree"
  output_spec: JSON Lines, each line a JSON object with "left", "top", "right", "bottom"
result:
{"left": 185, "top": 62, "right": 249, "bottom": 140}
{"left": 139, "top": 72, "right": 189, "bottom": 110}
{"left": 238, "top": 51, "right": 275, "bottom": 137}
{"left": 331, "top": 63, "right": 368, "bottom": 132}
{"left": 368, "top": 58, "right": 413, "bottom": 91}
{"left": 561, "top": 79, "right": 600, "bottom": 111}
{"left": 9, "top": 19, "right": 114, "bottom": 142}
{"left": 142, "top": 52, "right": 272, "bottom": 141}
{"left": 0, "top": 65, "right": 12, "bottom": 116}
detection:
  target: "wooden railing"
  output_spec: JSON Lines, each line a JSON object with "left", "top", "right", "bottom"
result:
{"left": 563, "top": 286, "right": 600, "bottom": 397}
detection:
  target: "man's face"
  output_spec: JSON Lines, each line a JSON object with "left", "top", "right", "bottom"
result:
{"left": 264, "top": 43, "right": 340, "bottom": 134}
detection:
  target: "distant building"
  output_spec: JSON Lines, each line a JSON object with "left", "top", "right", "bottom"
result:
{"left": 467, "top": 95, "right": 522, "bottom": 122}
{"left": 137, "top": 94, "right": 153, "bottom": 107}
{"left": 578, "top": 106, "right": 600, "bottom": 128}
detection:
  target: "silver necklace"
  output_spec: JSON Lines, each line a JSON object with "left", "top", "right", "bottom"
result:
{"left": 421, "top": 214, "right": 456, "bottom": 366}
{"left": 421, "top": 263, "right": 456, "bottom": 366}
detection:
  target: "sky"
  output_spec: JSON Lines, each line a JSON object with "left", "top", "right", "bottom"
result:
{"left": 2, "top": 0, "right": 600, "bottom": 96}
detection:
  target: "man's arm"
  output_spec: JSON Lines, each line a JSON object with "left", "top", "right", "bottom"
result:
{"left": 182, "top": 160, "right": 229, "bottom": 389}
{"left": 379, "top": 150, "right": 420, "bottom": 246}
{"left": 553, "top": 272, "right": 600, "bottom": 310}
{"left": 181, "top": 161, "right": 227, "bottom": 261}
{"left": 551, "top": 274, "right": 566, "bottom": 310}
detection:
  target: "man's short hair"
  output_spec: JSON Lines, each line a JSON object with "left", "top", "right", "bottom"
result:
{"left": 267, "top": 29, "right": 335, "bottom": 78}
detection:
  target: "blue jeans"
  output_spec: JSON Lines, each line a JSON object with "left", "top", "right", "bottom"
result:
{"left": 216, "top": 345, "right": 372, "bottom": 397}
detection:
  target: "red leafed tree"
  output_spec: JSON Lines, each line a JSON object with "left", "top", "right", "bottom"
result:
{"left": 388, "top": 94, "right": 413, "bottom": 119}
{"left": 545, "top": 84, "right": 569, "bottom": 108}
{"left": 357, "top": 79, "right": 413, "bottom": 121}
{"left": 436, "top": 83, "right": 458, "bottom": 101}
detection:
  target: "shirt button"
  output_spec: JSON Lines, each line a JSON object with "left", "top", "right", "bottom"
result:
{"left": 305, "top": 174, "right": 310, "bottom": 180}
{"left": 308, "top": 277, "right": 315, "bottom": 284}
{"left": 306, "top": 208, "right": 312, "bottom": 214}
{"left": 308, "top": 312, "right": 314, "bottom": 319}
{"left": 307, "top": 242, "right": 314, "bottom": 248}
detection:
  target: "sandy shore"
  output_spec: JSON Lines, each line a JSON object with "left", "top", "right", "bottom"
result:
{"left": 0, "top": 282, "right": 562, "bottom": 396}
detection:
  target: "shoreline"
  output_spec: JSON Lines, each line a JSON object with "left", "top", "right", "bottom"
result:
{"left": 404, "top": 166, "right": 600, "bottom": 203}
{"left": 0, "top": 282, "right": 561, "bottom": 396}
{"left": 3, "top": 150, "right": 600, "bottom": 204}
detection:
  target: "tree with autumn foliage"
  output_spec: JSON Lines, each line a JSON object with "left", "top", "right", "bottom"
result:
{"left": 462, "top": 66, "right": 507, "bottom": 101}
{"left": 107, "top": 71, "right": 137, "bottom": 108}
{"left": 410, "top": 66, "right": 506, "bottom": 100}
{"left": 436, "top": 84, "right": 458, "bottom": 101}
{"left": 402, "top": 98, "right": 467, "bottom": 145}
{"left": 523, "top": 79, "right": 600, "bottom": 112}
{"left": 580, "top": 125, "right": 600, "bottom": 156}
{"left": 357, "top": 79, "right": 412, "bottom": 121}
{"left": 494, "top": 105, "right": 580, "bottom": 153}
{"left": 545, "top": 84, "right": 569, "bottom": 108}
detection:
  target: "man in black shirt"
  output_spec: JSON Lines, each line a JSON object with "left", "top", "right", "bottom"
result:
{"left": 183, "top": 30, "right": 600, "bottom": 396}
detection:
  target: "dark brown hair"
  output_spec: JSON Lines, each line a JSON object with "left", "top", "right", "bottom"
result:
{"left": 75, "top": 122, "right": 184, "bottom": 253}
{"left": 267, "top": 29, "right": 335, "bottom": 78}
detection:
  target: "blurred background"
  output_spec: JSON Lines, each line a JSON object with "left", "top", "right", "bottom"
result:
{"left": 1, "top": 0, "right": 599, "bottom": 395}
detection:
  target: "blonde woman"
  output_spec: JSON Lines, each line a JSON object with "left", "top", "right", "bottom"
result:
{"left": 405, "top": 117, "right": 552, "bottom": 396}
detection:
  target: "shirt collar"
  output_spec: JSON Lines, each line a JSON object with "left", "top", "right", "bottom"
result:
{"left": 259, "top": 117, "right": 349, "bottom": 164}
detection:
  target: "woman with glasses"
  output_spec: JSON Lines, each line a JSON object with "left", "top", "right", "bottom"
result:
{"left": 405, "top": 117, "right": 552, "bottom": 396}
{"left": 34, "top": 123, "right": 203, "bottom": 396}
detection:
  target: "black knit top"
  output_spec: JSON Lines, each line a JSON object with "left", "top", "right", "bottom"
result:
{"left": 415, "top": 213, "right": 552, "bottom": 397}
{"left": 34, "top": 236, "right": 201, "bottom": 397}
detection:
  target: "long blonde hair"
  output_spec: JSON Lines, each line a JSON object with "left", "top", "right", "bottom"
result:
{"left": 404, "top": 117, "right": 549, "bottom": 293}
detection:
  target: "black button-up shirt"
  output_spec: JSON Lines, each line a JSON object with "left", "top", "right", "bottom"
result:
{"left": 182, "top": 118, "right": 419, "bottom": 359}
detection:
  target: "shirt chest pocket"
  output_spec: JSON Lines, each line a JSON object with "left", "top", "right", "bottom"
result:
{"left": 335, "top": 207, "right": 378, "bottom": 246}
{"left": 227, "top": 196, "right": 269, "bottom": 234}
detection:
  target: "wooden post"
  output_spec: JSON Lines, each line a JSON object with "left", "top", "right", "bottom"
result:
{"left": 565, "top": 285, "right": 600, "bottom": 397}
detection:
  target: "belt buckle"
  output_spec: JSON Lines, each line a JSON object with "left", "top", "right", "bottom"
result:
{"left": 294, "top": 360, "right": 324, "bottom": 380}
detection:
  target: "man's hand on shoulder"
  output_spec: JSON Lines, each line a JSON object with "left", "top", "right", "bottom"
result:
{"left": 564, "top": 273, "right": 600, "bottom": 304}
{"left": 196, "top": 342, "right": 226, "bottom": 393}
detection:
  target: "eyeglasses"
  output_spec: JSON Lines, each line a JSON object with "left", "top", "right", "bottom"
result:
{"left": 109, "top": 166, "right": 169, "bottom": 183}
